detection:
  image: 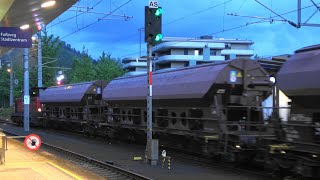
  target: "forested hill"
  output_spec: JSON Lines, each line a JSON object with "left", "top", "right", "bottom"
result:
{"left": 0, "top": 31, "right": 125, "bottom": 107}
{"left": 57, "top": 40, "right": 82, "bottom": 68}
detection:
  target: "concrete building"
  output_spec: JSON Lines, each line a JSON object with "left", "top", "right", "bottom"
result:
{"left": 151, "top": 36, "right": 254, "bottom": 70}
{"left": 122, "top": 57, "right": 147, "bottom": 76}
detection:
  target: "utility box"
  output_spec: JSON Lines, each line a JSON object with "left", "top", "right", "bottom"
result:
{"left": 146, "top": 139, "right": 159, "bottom": 165}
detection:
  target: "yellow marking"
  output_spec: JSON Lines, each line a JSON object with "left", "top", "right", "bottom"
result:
{"left": 48, "top": 162, "right": 83, "bottom": 180}
{"left": 0, "top": 0, "right": 14, "bottom": 21}
{"left": 204, "top": 135, "right": 219, "bottom": 143}
{"left": 237, "top": 72, "right": 242, "bottom": 78}
{"left": 5, "top": 161, "right": 47, "bottom": 165}
{"left": 133, "top": 156, "right": 142, "bottom": 161}
{"left": 269, "top": 144, "right": 294, "bottom": 154}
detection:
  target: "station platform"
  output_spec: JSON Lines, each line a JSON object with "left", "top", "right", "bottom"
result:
{"left": 0, "top": 138, "right": 105, "bottom": 180}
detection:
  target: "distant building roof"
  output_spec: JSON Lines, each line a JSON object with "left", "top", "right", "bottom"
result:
{"left": 152, "top": 37, "right": 254, "bottom": 52}
{"left": 256, "top": 54, "right": 291, "bottom": 74}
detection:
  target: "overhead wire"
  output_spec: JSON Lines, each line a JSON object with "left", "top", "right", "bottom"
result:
{"left": 120, "top": 1, "right": 320, "bottom": 58}
{"left": 88, "top": 1, "right": 233, "bottom": 56}
{"left": 47, "top": 0, "right": 104, "bottom": 29}
{"left": 165, "top": 0, "right": 232, "bottom": 25}
{"left": 60, "top": 0, "right": 133, "bottom": 40}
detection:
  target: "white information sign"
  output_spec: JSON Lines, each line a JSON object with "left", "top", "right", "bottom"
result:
{"left": 24, "top": 95, "right": 30, "bottom": 105}
{"left": 148, "top": 0, "right": 158, "bottom": 8}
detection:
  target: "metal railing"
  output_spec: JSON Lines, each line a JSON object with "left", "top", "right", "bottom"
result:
{"left": 0, "top": 130, "right": 6, "bottom": 164}
{"left": 0, "top": 129, "right": 26, "bottom": 165}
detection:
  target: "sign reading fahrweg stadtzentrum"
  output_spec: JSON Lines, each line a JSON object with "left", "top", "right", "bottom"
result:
{"left": 0, "top": 27, "right": 32, "bottom": 48}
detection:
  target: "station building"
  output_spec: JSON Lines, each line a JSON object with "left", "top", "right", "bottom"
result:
{"left": 151, "top": 36, "right": 254, "bottom": 71}
{"left": 122, "top": 36, "right": 254, "bottom": 76}
{"left": 122, "top": 57, "right": 147, "bottom": 76}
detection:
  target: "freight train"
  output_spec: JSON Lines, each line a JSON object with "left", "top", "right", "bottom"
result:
{"left": 11, "top": 87, "right": 44, "bottom": 126}
{"left": 265, "top": 44, "right": 320, "bottom": 178}
{"left": 10, "top": 45, "right": 320, "bottom": 178}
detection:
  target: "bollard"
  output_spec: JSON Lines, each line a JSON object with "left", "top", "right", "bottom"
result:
{"left": 162, "top": 157, "right": 165, "bottom": 168}
{"left": 167, "top": 156, "right": 171, "bottom": 170}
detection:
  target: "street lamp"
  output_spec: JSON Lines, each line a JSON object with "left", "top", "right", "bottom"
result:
{"left": 56, "top": 71, "right": 65, "bottom": 86}
{"left": 32, "top": 32, "right": 43, "bottom": 90}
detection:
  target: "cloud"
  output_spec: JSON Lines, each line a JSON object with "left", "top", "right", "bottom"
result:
{"left": 46, "top": 0, "right": 320, "bottom": 60}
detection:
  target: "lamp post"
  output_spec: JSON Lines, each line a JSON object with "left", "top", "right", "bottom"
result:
{"left": 37, "top": 31, "right": 42, "bottom": 91}
{"left": 23, "top": 48, "right": 30, "bottom": 132}
{"left": 9, "top": 60, "right": 13, "bottom": 107}
{"left": 32, "top": 32, "right": 43, "bottom": 90}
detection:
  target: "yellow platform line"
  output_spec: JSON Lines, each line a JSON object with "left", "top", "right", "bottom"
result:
{"left": 48, "top": 162, "right": 83, "bottom": 180}
{"left": 5, "top": 161, "right": 47, "bottom": 165}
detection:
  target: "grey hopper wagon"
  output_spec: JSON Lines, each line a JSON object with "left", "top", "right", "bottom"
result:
{"left": 103, "top": 59, "right": 273, "bottom": 159}
{"left": 272, "top": 44, "right": 320, "bottom": 178}
{"left": 40, "top": 80, "right": 107, "bottom": 130}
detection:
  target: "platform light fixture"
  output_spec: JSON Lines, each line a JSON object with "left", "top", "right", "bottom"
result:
{"left": 20, "top": 24, "right": 30, "bottom": 30}
{"left": 41, "top": 0, "right": 56, "bottom": 8}
{"left": 270, "top": 77, "right": 276, "bottom": 83}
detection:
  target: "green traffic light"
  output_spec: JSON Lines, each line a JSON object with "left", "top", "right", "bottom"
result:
{"left": 155, "top": 8, "right": 163, "bottom": 16}
{"left": 155, "top": 34, "right": 163, "bottom": 42}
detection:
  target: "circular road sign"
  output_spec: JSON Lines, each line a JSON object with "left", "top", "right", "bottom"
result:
{"left": 24, "top": 134, "right": 42, "bottom": 150}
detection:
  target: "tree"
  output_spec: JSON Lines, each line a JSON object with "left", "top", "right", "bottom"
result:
{"left": 69, "top": 47, "right": 96, "bottom": 83}
{"left": 0, "top": 68, "right": 10, "bottom": 107}
{"left": 94, "top": 52, "right": 125, "bottom": 82}
{"left": 41, "top": 30, "right": 62, "bottom": 87}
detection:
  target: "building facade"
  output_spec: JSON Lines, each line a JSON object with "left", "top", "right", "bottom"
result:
{"left": 151, "top": 36, "right": 254, "bottom": 70}
{"left": 122, "top": 57, "right": 147, "bottom": 76}
{"left": 122, "top": 36, "right": 254, "bottom": 76}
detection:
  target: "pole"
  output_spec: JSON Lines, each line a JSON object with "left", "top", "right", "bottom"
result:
{"left": 139, "top": 28, "right": 142, "bottom": 57}
{"left": 276, "top": 86, "right": 280, "bottom": 119}
{"left": 23, "top": 48, "right": 30, "bottom": 132}
{"left": 9, "top": 59, "right": 13, "bottom": 107}
{"left": 145, "top": 43, "right": 158, "bottom": 165}
{"left": 297, "top": 0, "right": 301, "bottom": 27}
{"left": 37, "top": 31, "right": 42, "bottom": 90}
{"left": 147, "top": 43, "right": 152, "bottom": 141}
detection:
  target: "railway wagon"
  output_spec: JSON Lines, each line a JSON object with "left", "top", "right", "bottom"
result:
{"left": 102, "top": 58, "right": 274, "bottom": 161}
{"left": 269, "top": 44, "right": 320, "bottom": 178}
{"left": 40, "top": 80, "right": 107, "bottom": 133}
{"left": 11, "top": 88, "right": 43, "bottom": 126}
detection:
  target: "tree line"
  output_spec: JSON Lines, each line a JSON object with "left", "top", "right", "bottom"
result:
{"left": 0, "top": 30, "right": 125, "bottom": 107}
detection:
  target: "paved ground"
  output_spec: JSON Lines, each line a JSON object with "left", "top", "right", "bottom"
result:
{"left": 0, "top": 123, "right": 268, "bottom": 180}
{"left": 0, "top": 138, "right": 105, "bottom": 180}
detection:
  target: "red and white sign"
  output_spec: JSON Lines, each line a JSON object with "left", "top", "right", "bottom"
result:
{"left": 24, "top": 134, "right": 42, "bottom": 150}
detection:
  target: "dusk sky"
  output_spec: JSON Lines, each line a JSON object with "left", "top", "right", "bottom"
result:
{"left": 46, "top": 0, "right": 320, "bottom": 59}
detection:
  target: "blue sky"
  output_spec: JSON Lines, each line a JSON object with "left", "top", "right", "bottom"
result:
{"left": 46, "top": 0, "right": 320, "bottom": 59}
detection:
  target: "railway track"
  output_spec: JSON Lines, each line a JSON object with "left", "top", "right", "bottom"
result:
{"left": 159, "top": 145, "right": 278, "bottom": 180}
{"left": 0, "top": 120, "right": 298, "bottom": 180}
{"left": 2, "top": 128, "right": 152, "bottom": 180}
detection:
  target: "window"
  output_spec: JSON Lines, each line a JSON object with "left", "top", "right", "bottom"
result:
{"left": 194, "top": 50, "right": 199, "bottom": 56}
{"left": 184, "top": 49, "right": 188, "bottom": 55}
{"left": 210, "top": 49, "right": 216, "bottom": 56}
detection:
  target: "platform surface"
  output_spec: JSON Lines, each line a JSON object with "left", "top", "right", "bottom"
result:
{"left": 0, "top": 123, "right": 268, "bottom": 180}
{"left": 0, "top": 138, "right": 105, "bottom": 180}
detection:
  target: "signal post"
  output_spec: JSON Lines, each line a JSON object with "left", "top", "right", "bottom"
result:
{"left": 145, "top": 1, "right": 163, "bottom": 165}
